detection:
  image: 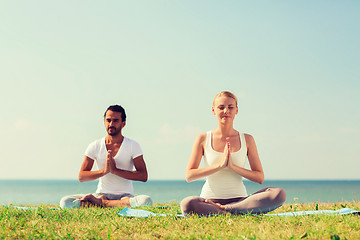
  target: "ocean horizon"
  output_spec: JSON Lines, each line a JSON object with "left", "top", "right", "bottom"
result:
{"left": 1, "top": 179, "right": 359, "bottom": 205}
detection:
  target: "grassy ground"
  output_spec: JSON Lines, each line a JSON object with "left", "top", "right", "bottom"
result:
{"left": 1, "top": 201, "right": 359, "bottom": 239}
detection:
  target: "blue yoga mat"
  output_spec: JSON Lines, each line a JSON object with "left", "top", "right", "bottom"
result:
{"left": 2, "top": 205, "right": 60, "bottom": 210}
{"left": 118, "top": 207, "right": 184, "bottom": 217}
{"left": 4, "top": 205, "right": 359, "bottom": 217}
{"left": 265, "top": 208, "right": 360, "bottom": 217}
{"left": 118, "top": 207, "right": 360, "bottom": 218}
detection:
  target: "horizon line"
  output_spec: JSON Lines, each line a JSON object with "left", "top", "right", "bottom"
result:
{"left": 0, "top": 178, "right": 359, "bottom": 181}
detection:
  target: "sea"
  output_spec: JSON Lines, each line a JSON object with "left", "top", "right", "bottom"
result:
{"left": 0, "top": 179, "right": 359, "bottom": 205}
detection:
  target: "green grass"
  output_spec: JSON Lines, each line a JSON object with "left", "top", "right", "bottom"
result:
{"left": 1, "top": 202, "right": 359, "bottom": 239}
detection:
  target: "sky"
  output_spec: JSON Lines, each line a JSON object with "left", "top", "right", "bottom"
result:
{"left": 0, "top": 1, "right": 359, "bottom": 181}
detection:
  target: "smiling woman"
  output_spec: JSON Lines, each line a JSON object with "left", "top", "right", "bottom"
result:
{"left": 212, "top": 91, "right": 239, "bottom": 126}
{"left": 180, "top": 91, "right": 286, "bottom": 216}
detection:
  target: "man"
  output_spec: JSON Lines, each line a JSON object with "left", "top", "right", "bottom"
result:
{"left": 60, "top": 105, "right": 152, "bottom": 208}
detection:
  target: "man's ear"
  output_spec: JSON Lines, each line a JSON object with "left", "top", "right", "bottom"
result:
{"left": 122, "top": 121, "right": 126, "bottom": 128}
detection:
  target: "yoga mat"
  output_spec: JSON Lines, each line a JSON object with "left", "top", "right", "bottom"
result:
{"left": 117, "top": 207, "right": 360, "bottom": 218}
{"left": 2, "top": 205, "right": 60, "bottom": 210}
{"left": 265, "top": 208, "right": 360, "bottom": 217}
{"left": 5, "top": 205, "right": 359, "bottom": 217}
{"left": 118, "top": 207, "right": 184, "bottom": 217}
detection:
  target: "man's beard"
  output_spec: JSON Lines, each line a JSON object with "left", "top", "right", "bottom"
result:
{"left": 108, "top": 126, "right": 121, "bottom": 136}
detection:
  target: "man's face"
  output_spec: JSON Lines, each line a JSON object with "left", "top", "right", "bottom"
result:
{"left": 104, "top": 110, "right": 125, "bottom": 136}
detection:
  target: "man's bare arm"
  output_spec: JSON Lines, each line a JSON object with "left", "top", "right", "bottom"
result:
{"left": 110, "top": 155, "right": 148, "bottom": 182}
{"left": 78, "top": 156, "right": 108, "bottom": 182}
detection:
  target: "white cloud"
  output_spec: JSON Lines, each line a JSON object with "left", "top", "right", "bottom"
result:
{"left": 13, "top": 118, "right": 31, "bottom": 131}
{"left": 338, "top": 127, "right": 358, "bottom": 134}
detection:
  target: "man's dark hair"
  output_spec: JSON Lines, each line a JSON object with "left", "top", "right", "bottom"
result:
{"left": 104, "top": 105, "right": 126, "bottom": 122}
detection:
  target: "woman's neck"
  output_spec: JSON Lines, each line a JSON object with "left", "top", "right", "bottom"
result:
{"left": 214, "top": 123, "right": 236, "bottom": 137}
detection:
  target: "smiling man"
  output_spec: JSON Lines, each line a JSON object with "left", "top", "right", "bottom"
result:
{"left": 60, "top": 105, "right": 152, "bottom": 208}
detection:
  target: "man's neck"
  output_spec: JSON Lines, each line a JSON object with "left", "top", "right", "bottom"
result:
{"left": 105, "top": 134, "right": 124, "bottom": 144}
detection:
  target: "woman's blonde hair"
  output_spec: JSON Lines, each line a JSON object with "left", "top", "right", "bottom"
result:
{"left": 213, "top": 91, "right": 238, "bottom": 106}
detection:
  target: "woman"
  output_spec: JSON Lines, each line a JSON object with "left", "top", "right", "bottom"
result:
{"left": 180, "top": 91, "right": 286, "bottom": 216}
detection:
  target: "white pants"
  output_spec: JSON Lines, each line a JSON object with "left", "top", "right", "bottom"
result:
{"left": 60, "top": 193, "right": 152, "bottom": 209}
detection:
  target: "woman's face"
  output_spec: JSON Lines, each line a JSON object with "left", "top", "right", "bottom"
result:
{"left": 212, "top": 96, "right": 238, "bottom": 122}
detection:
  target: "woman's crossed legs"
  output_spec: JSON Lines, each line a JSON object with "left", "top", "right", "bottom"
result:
{"left": 180, "top": 187, "right": 286, "bottom": 216}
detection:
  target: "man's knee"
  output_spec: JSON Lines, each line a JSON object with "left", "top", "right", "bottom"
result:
{"left": 129, "top": 195, "right": 153, "bottom": 207}
{"left": 59, "top": 195, "right": 82, "bottom": 209}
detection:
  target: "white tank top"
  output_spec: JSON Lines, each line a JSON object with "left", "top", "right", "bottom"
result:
{"left": 200, "top": 131, "right": 248, "bottom": 199}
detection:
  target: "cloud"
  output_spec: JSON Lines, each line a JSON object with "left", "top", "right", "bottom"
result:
{"left": 156, "top": 123, "right": 202, "bottom": 145}
{"left": 13, "top": 118, "right": 31, "bottom": 131}
{"left": 338, "top": 127, "right": 358, "bottom": 134}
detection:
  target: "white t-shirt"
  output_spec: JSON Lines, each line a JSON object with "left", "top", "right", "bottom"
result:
{"left": 84, "top": 137, "right": 143, "bottom": 195}
{"left": 200, "top": 131, "right": 248, "bottom": 199}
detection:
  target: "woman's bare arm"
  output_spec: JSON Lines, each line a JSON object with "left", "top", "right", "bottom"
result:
{"left": 185, "top": 133, "right": 229, "bottom": 182}
{"left": 228, "top": 134, "right": 264, "bottom": 184}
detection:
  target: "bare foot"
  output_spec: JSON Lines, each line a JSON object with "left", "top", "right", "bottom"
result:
{"left": 205, "top": 199, "right": 225, "bottom": 210}
{"left": 80, "top": 194, "right": 104, "bottom": 207}
{"left": 101, "top": 197, "right": 131, "bottom": 208}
